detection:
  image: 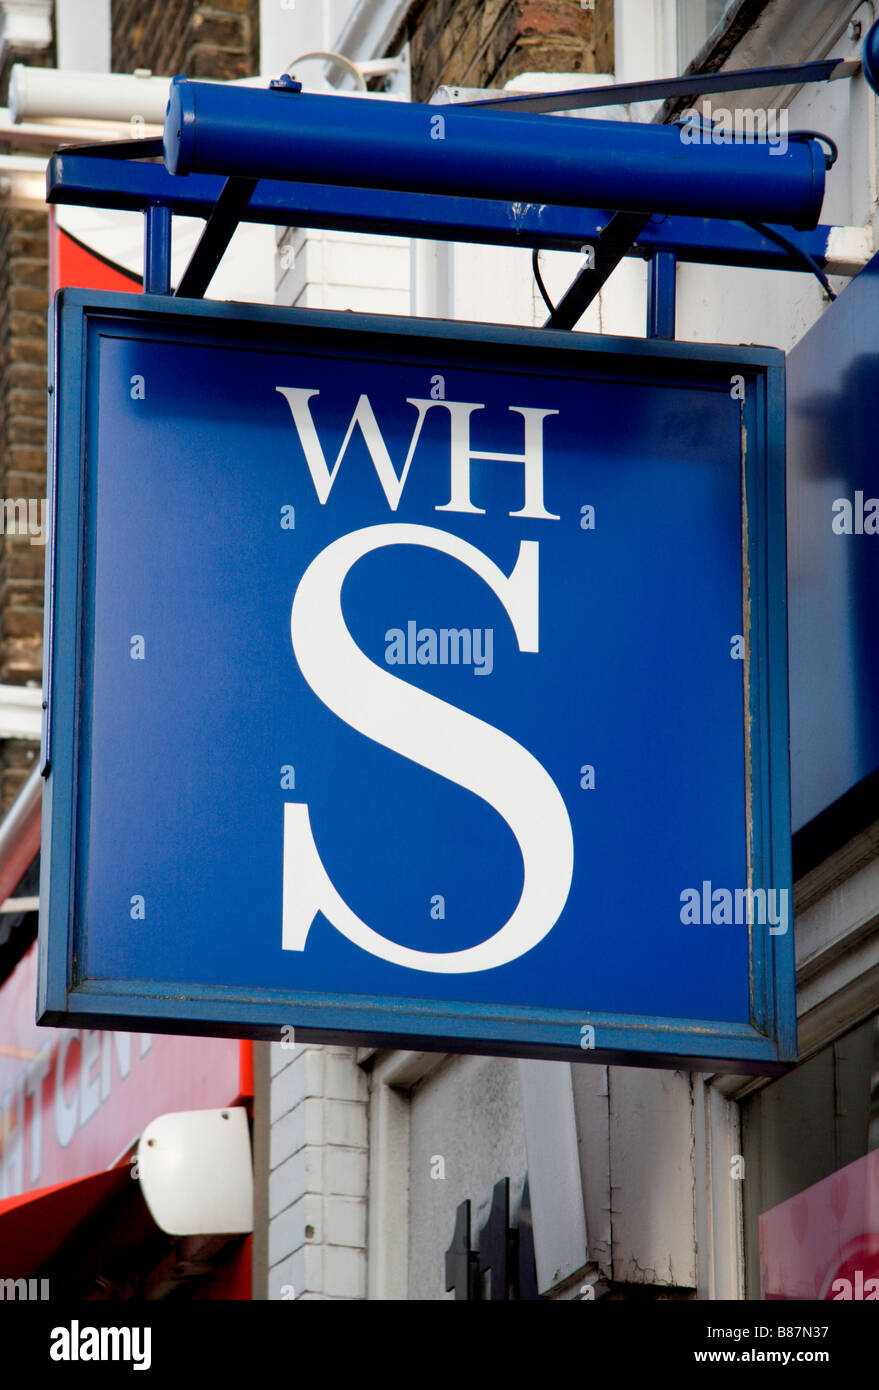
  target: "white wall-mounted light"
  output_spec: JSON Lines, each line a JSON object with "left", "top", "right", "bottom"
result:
{"left": 137, "top": 1107, "right": 254, "bottom": 1237}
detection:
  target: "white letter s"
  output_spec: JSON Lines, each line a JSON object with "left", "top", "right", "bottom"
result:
{"left": 283, "top": 524, "right": 573, "bottom": 973}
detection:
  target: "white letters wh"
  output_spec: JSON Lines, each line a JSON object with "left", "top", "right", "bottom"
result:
{"left": 275, "top": 388, "right": 560, "bottom": 520}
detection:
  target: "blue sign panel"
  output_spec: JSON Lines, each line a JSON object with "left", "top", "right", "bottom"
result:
{"left": 787, "top": 251, "right": 879, "bottom": 858}
{"left": 39, "top": 290, "right": 794, "bottom": 1071}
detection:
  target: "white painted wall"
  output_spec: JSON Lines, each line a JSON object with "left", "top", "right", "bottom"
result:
{"left": 406, "top": 1055, "right": 529, "bottom": 1300}
{"left": 675, "top": 7, "right": 875, "bottom": 352}
{"left": 55, "top": 0, "right": 110, "bottom": 71}
{"left": 260, "top": 0, "right": 359, "bottom": 80}
{"left": 277, "top": 224, "right": 410, "bottom": 314}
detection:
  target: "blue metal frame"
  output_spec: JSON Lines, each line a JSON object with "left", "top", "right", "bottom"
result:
{"left": 461, "top": 56, "right": 859, "bottom": 114}
{"left": 154, "top": 76, "right": 829, "bottom": 305}
{"left": 38, "top": 289, "right": 795, "bottom": 1073}
{"left": 143, "top": 203, "right": 171, "bottom": 294}
{"left": 647, "top": 250, "right": 677, "bottom": 339}
{"left": 47, "top": 151, "right": 845, "bottom": 273}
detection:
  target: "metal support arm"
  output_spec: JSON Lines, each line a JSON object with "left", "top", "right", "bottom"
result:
{"left": 174, "top": 176, "right": 257, "bottom": 299}
{"left": 47, "top": 153, "right": 860, "bottom": 275}
{"left": 543, "top": 213, "right": 651, "bottom": 329}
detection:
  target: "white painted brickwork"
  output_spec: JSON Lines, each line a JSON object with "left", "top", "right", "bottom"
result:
{"left": 276, "top": 225, "right": 410, "bottom": 315}
{"left": 267, "top": 1043, "right": 369, "bottom": 1300}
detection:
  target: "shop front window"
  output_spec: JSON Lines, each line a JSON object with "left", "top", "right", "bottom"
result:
{"left": 741, "top": 1013, "right": 879, "bottom": 1299}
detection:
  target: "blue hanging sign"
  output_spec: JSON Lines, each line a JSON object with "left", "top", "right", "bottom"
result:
{"left": 39, "top": 290, "right": 794, "bottom": 1071}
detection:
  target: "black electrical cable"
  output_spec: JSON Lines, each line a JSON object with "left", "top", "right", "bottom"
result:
{"left": 670, "top": 114, "right": 839, "bottom": 299}
{"left": 745, "top": 220, "right": 836, "bottom": 301}
{"left": 532, "top": 248, "right": 556, "bottom": 316}
{"left": 672, "top": 113, "right": 838, "bottom": 169}
{"left": 788, "top": 130, "right": 839, "bottom": 168}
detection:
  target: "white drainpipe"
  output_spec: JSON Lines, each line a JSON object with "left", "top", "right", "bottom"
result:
{"left": 0, "top": 762, "right": 41, "bottom": 910}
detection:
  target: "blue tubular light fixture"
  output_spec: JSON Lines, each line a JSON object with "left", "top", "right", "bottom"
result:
{"left": 863, "top": 17, "right": 879, "bottom": 94}
{"left": 163, "top": 77, "right": 827, "bottom": 231}
{"left": 50, "top": 38, "right": 872, "bottom": 327}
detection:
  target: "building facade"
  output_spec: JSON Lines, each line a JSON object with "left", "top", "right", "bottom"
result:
{"left": 0, "top": 0, "right": 876, "bottom": 1304}
{"left": 259, "top": 0, "right": 879, "bottom": 1302}
{"left": 0, "top": 0, "right": 261, "bottom": 1301}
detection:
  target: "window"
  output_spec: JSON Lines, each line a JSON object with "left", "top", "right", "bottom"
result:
{"left": 741, "top": 1012, "right": 879, "bottom": 1298}
{"left": 676, "top": 0, "right": 734, "bottom": 71}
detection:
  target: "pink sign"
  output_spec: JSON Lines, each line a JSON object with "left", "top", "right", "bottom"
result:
{"left": 0, "top": 942, "right": 246, "bottom": 1196}
{"left": 760, "top": 1148, "right": 879, "bottom": 1299}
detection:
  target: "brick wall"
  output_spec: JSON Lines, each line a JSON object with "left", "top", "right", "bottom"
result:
{"left": 111, "top": 0, "right": 260, "bottom": 79}
{"left": 0, "top": 5, "right": 261, "bottom": 812}
{"left": 0, "top": 209, "right": 49, "bottom": 705}
{"left": 592, "top": 0, "right": 614, "bottom": 73}
{"left": 403, "top": 0, "right": 613, "bottom": 102}
{"left": 0, "top": 29, "right": 55, "bottom": 808}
